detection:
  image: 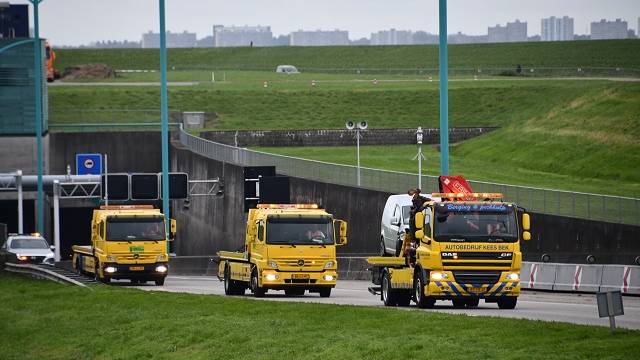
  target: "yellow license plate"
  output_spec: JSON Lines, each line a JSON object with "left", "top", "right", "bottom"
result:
{"left": 292, "top": 274, "right": 310, "bottom": 279}
{"left": 130, "top": 266, "right": 144, "bottom": 271}
{"left": 468, "top": 287, "right": 486, "bottom": 293}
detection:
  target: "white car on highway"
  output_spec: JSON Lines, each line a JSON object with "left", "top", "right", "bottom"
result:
{"left": 0, "top": 234, "right": 55, "bottom": 266}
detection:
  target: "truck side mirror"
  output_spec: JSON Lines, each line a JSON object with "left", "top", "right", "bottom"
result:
{"left": 415, "top": 230, "right": 424, "bottom": 239}
{"left": 523, "top": 231, "right": 531, "bottom": 241}
{"left": 414, "top": 212, "right": 424, "bottom": 230}
{"left": 522, "top": 213, "right": 530, "bottom": 231}
{"left": 334, "top": 220, "right": 348, "bottom": 246}
{"left": 170, "top": 219, "right": 177, "bottom": 240}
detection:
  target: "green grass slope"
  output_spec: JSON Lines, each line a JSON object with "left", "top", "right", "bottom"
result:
{"left": 55, "top": 40, "right": 640, "bottom": 71}
{"left": 1, "top": 276, "right": 639, "bottom": 360}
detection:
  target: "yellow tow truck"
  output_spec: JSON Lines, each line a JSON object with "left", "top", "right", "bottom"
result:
{"left": 218, "top": 204, "right": 347, "bottom": 297}
{"left": 368, "top": 192, "right": 531, "bottom": 309}
{"left": 72, "top": 205, "right": 175, "bottom": 285}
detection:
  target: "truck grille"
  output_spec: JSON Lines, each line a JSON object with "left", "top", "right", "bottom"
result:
{"left": 441, "top": 252, "right": 512, "bottom": 260}
{"left": 443, "top": 261, "right": 511, "bottom": 268}
{"left": 285, "top": 279, "right": 317, "bottom": 284}
{"left": 452, "top": 271, "right": 501, "bottom": 285}
{"left": 274, "top": 258, "right": 327, "bottom": 269}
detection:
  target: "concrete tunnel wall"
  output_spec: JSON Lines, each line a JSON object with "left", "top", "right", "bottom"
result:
{"left": 169, "top": 141, "right": 640, "bottom": 264}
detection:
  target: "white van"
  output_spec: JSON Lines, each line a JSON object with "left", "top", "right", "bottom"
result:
{"left": 379, "top": 194, "right": 413, "bottom": 256}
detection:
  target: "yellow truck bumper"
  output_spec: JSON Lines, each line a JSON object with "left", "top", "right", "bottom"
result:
{"left": 260, "top": 269, "right": 337, "bottom": 288}
{"left": 427, "top": 276, "right": 520, "bottom": 298}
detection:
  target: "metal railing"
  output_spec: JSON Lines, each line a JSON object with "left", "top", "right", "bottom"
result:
{"left": 179, "top": 128, "right": 639, "bottom": 226}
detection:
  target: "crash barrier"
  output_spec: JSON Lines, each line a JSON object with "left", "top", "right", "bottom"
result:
{"left": 169, "top": 256, "right": 219, "bottom": 276}
{"left": 3, "top": 263, "right": 88, "bottom": 287}
{"left": 522, "top": 262, "right": 639, "bottom": 295}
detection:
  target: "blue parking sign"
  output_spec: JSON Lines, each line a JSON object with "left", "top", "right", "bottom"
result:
{"left": 76, "top": 154, "right": 102, "bottom": 175}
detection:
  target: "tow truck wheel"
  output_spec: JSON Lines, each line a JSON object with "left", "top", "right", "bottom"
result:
{"left": 251, "top": 269, "right": 266, "bottom": 298}
{"left": 497, "top": 297, "right": 517, "bottom": 309}
{"left": 381, "top": 271, "right": 397, "bottom": 306}
{"left": 319, "top": 288, "right": 331, "bottom": 298}
{"left": 155, "top": 278, "right": 165, "bottom": 286}
{"left": 413, "top": 271, "right": 435, "bottom": 309}
{"left": 224, "top": 265, "right": 244, "bottom": 295}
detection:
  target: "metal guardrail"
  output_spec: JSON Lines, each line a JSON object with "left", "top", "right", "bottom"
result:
{"left": 3, "top": 263, "right": 89, "bottom": 287}
{"left": 179, "top": 127, "right": 640, "bottom": 225}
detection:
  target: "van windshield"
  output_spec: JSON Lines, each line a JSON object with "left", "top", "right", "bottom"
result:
{"left": 266, "top": 216, "right": 334, "bottom": 245}
{"left": 106, "top": 217, "right": 165, "bottom": 241}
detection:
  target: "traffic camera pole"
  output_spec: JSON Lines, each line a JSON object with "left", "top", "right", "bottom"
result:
{"left": 159, "top": 0, "right": 170, "bottom": 250}
{"left": 439, "top": 0, "right": 449, "bottom": 175}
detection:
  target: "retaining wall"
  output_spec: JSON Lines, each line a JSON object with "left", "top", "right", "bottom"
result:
{"left": 201, "top": 127, "right": 498, "bottom": 147}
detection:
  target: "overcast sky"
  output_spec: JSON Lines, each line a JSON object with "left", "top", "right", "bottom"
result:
{"left": 10, "top": 0, "right": 640, "bottom": 46}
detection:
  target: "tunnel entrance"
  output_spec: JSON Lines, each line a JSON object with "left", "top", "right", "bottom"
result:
{"left": 54, "top": 207, "right": 94, "bottom": 260}
{"left": 0, "top": 200, "right": 35, "bottom": 234}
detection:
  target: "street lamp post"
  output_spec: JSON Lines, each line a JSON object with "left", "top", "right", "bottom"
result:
{"left": 346, "top": 121, "right": 368, "bottom": 187}
{"left": 29, "top": 0, "right": 44, "bottom": 233}
{"left": 412, "top": 127, "right": 425, "bottom": 189}
{"left": 159, "top": 0, "right": 170, "bottom": 251}
{"left": 439, "top": 0, "right": 449, "bottom": 175}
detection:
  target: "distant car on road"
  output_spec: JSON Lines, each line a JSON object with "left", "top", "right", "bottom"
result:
{"left": 275, "top": 65, "right": 300, "bottom": 74}
{"left": 0, "top": 234, "right": 55, "bottom": 267}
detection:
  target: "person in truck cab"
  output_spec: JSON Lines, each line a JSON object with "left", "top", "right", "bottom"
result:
{"left": 306, "top": 225, "right": 326, "bottom": 241}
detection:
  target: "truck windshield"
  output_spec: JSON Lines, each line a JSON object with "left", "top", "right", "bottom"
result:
{"left": 434, "top": 203, "right": 518, "bottom": 243}
{"left": 266, "top": 217, "right": 334, "bottom": 245}
{"left": 106, "top": 217, "right": 165, "bottom": 241}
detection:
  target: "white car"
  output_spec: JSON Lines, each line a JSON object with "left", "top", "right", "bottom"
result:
{"left": 0, "top": 234, "right": 55, "bottom": 266}
{"left": 275, "top": 65, "right": 300, "bottom": 74}
{"left": 379, "top": 194, "right": 413, "bottom": 256}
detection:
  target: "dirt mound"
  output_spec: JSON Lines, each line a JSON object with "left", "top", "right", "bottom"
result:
{"left": 62, "top": 64, "right": 117, "bottom": 80}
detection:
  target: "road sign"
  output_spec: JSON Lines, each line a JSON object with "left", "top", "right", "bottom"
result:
{"left": 76, "top": 153, "right": 102, "bottom": 175}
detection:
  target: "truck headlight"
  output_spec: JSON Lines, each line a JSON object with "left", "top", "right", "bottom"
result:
{"left": 107, "top": 255, "right": 117, "bottom": 262}
{"left": 324, "top": 261, "right": 334, "bottom": 269}
{"left": 507, "top": 272, "right": 519, "bottom": 281}
{"left": 155, "top": 265, "right": 168, "bottom": 273}
{"left": 156, "top": 255, "right": 165, "bottom": 261}
{"left": 268, "top": 260, "right": 278, "bottom": 268}
{"left": 430, "top": 272, "right": 448, "bottom": 281}
{"left": 17, "top": 255, "right": 28, "bottom": 261}
{"left": 104, "top": 266, "right": 117, "bottom": 274}
{"left": 323, "top": 274, "right": 335, "bottom": 281}
{"left": 265, "top": 273, "right": 278, "bottom": 281}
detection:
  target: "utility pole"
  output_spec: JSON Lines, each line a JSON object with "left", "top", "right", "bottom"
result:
{"left": 159, "top": 0, "right": 170, "bottom": 251}
{"left": 439, "top": 0, "right": 449, "bottom": 175}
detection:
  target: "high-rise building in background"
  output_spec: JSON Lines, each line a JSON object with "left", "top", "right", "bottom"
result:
{"left": 212, "top": 25, "right": 273, "bottom": 47}
{"left": 590, "top": 19, "right": 628, "bottom": 40}
{"left": 141, "top": 31, "right": 197, "bottom": 48}
{"left": 289, "top": 29, "right": 349, "bottom": 46}
{"left": 541, "top": 16, "right": 574, "bottom": 41}
{"left": 448, "top": 32, "right": 488, "bottom": 44}
{"left": 488, "top": 20, "right": 527, "bottom": 43}
{"left": 370, "top": 29, "right": 413, "bottom": 45}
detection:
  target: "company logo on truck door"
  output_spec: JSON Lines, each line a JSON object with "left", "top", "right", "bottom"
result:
{"left": 442, "top": 244, "right": 510, "bottom": 251}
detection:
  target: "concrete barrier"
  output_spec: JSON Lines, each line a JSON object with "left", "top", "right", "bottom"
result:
{"left": 521, "top": 262, "right": 556, "bottom": 290}
{"left": 337, "top": 257, "right": 370, "bottom": 281}
{"left": 600, "top": 265, "right": 640, "bottom": 295}
{"left": 553, "top": 264, "right": 603, "bottom": 292}
{"left": 169, "top": 256, "right": 218, "bottom": 276}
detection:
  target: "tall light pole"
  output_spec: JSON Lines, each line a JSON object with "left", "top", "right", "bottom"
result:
{"left": 413, "top": 127, "right": 425, "bottom": 189}
{"left": 159, "top": 0, "right": 170, "bottom": 249}
{"left": 346, "top": 120, "right": 368, "bottom": 187}
{"left": 439, "top": 0, "right": 449, "bottom": 175}
{"left": 29, "top": 0, "right": 44, "bottom": 233}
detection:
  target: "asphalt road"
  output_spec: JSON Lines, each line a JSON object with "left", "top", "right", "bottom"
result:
{"left": 121, "top": 276, "right": 640, "bottom": 330}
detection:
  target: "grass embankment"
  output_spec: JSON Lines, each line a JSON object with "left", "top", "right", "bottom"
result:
{"left": 49, "top": 79, "right": 640, "bottom": 196}
{"left": 55, "top": 40, "right": 640, "bottom": 71}
{"left": 1, "top": 275, "right": 638, "bottom": 360}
